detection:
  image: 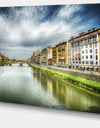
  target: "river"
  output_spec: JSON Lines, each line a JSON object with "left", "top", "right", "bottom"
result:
{"left": 0, "top": 63, "right": 100, "bottom": 113}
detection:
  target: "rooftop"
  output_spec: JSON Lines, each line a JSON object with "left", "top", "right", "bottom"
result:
{"left": 56, "top": 41, "right": 67, "bottom": 47}
{"left": 69, "top": 28, "right": 100, "bottom": 41}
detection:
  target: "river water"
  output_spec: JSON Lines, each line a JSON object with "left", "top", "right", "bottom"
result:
{"left": 0, "top": 63, "right": 100, "bottom": 113}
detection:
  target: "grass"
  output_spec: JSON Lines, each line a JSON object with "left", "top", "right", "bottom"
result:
{"left": 29, "top": 64, "right": 100, "bottom": 92}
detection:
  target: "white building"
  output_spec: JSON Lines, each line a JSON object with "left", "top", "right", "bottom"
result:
{"left": 68, "top": 28, "right": 100, "bottom": 72}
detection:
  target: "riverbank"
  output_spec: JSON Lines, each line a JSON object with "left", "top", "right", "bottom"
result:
{"left": 48, "top": 66, "right": 100, "bottom": 82}
{"left": 29, "top": 64, "right": 100, "bottom": 93}
{"left": 0, "top": 62, "right": 9, "bottom": 66}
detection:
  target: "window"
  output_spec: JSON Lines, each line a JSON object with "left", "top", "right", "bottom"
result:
{"left": 80, "top": 41, "right": 83, "bottom": 45}
{"left": 90, "top": 43, "right": 92, "bottom": 48}
{"left": 82, "top": 51, "right": 84, "bottom": 54}
{"left": 86, "top": 50, "right": 88, "bottom": 54}
{"left": 91, "top": 37, "right": 93, "bottom": 42}
{"left": 90, "top": 49, "right": 92, "bottom": 53}
{"left": 95, "top": 43, "right": 98, "bottom": 48}
{"left": 82, "top": 46, "right": 84, "bottom": 49}
{"left": 95, "top": 49, "right": 98, "bottom": 54}
{"left": 96, "top": 61, "right": 98, "bottom": 65}
{"left": 78, "top": 42, "right": 80, "bottom": 46}
{"left": 96, "top": 55, "right": 98, "bottom": 60}
{"left": 82, "top": 56, "right": 84, "bottom": 59}
{"left": 88, "top": 38, "right": 90, "bottom": 43}
{"left": 90, "top": 55, "right": 92, "bottom": 59}
{"left": 90, "top": 61, "right": 93, "bottom": 64}
{"left": 93, "top": 36, "right": 97, "bottom": 42}
{"left": 86, "top": 61, "right": 89, "bottom": 64}
{"left": 85, "top": 39, "right": 88, "bottom": 43}
{"left": 82, "top": 61, "right": 84, "bottom": 64}
{"left": 88, "top": 38, "right": 91, "bottom": 43}
{"left": 86, "top": 44, "right": 88, "bottom": 48}
{"left": 86, "top": 56, "right": 88, "bottom": 59}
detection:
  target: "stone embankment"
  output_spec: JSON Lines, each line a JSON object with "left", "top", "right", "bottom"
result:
{"left": 31, "top": 64, "right": 100, "bottom": 82}
{"left": 47, "top": 66, "right": 100, "bottom": 82}
{"left": 29, "top": 64, "right": 100, "bottom": 94}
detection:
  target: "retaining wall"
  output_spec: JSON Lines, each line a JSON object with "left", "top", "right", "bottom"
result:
{"left": 47, "top": 67, "right": 100, "bottom": 82}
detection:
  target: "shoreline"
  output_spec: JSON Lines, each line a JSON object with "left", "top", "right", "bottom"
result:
{"left": 29, "top": 63, "right": 100, "bottom": 94}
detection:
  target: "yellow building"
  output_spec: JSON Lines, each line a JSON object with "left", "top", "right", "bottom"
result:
{"left": 52, "top": 47, "right": 57, "bottom": 65}
{"left": 48, "top": 58, "right": 52, "bottom": 65}
{"left": 52, "top": 41, "right": 67, "bottom": 67}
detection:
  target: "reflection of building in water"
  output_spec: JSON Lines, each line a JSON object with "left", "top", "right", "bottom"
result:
{"left": 39, "top": 71, "right": 42, "bottom": 81}
{"left": 35, "top": 70, "right": 68, "bottom": 108}
{"left": 56, "top": 81, "right": 59, "bottom": 96}
{"left": 47, "top": 78, "right": 53, "bottom": 94}
{"left": 66, "top": 85, "right": 100, "bottom": 112}
{"left": 33, "top": 70, "right": 100, "bottom": 112}
{"left": 33, "top": 72, "right": 38, "bottom": 83}
{"left": 40, "top": 73, "right": 68, "bottom": 106}
{"left": 55, "top": 82, "right": 67, "bottom": 105}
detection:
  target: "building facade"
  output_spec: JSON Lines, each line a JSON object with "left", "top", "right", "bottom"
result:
{"left": 68, "top": 28, "right": 100, "bottom": 71}
{"left": 31, "top": 51, "right": 40, "bottom": 64}
{"left": 0, "top": 53, "right": 8, "bottom": 66}
{"left": 52, "top": 41, "right": 67, "bottom": 67}
{"left": 35, "top": 52, "right": 41, "bottom": 64}
{"left": 52, "top": 47, "right": 57, "bottom": 65}
{"left": 40, "top": 46, "right": 52, "bottom": 65}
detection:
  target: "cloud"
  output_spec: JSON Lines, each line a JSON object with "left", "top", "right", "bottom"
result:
{"left": 0, "top": 4, "right": 100, "bottom": 60}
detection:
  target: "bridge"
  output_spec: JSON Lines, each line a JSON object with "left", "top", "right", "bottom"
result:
{"left": 7, "top": 60, "right": 26, "bottom": 66}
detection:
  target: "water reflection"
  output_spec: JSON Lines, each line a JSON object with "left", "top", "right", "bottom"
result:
{"left": 33, "top": 70, "right": 100, "bottom": 113}
{"left": 0, "top": 64, "right": 100, "bottom": 113}
{"left": 0, "top": 64, "right": 59, "bottom": 107}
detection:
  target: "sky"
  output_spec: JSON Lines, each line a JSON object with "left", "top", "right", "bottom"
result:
{"left": 0, "top": 4, "right": 100, "bottom": 60}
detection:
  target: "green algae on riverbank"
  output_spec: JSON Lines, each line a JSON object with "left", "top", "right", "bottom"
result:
{"left": 29, "top": 64, "right": 100, "bottom": 93}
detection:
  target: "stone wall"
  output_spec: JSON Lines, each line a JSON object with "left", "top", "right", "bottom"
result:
{"left": 47, "top": 67, "right": 100, "bottom": 82}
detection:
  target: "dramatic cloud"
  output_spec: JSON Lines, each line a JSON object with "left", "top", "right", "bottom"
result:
{"left": 0, "top": 4, "right": 100, "bottom": 60}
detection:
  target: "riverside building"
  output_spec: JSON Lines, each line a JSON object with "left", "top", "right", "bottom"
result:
{"left": 31, "top": 51, "right": 40, "bottom": 64}
{"left": 52, "top": 41, "right": 67, "bottom": 67}
{"left": 0, "top": 53, "right": 8, "bottom": 66}
{"left": 35, "top": 52, "right": 41, "bottom": 64}
{"left": 40, "top": 46, "right": 52, "bottom": 65}
{"left": 68, "top": 28, "right": 100, "bottom": 72}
